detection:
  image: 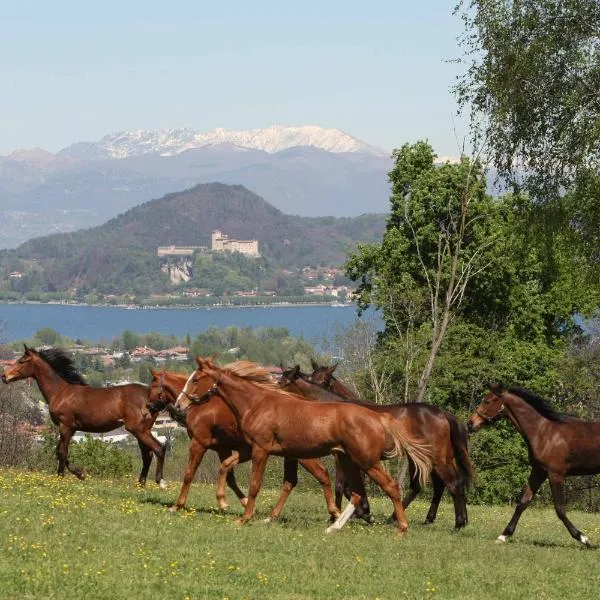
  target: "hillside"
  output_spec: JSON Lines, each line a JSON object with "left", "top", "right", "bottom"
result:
{"left": 0, "top": 183, "right": 386, "bottom": 298}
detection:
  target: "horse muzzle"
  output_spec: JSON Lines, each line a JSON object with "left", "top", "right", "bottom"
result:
{"left": 1, "top": 373, "right": 11, "bottom": 384}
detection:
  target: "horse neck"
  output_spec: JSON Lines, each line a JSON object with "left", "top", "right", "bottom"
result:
{"left": 330, "top": 378, "right": 358, "bottom": 400}
{"left": 299, "top": 378, "right": 345, "bottom": 403}
{"left": 504, "top": 394, "right": 552, "bottom": 440}
{"left": 30, "top": 358, "right": 68, "bottom": 404}
{"left": 213, "top": 372, "right": 259, "bottom": 421}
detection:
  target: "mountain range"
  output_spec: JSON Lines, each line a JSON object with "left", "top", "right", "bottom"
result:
{"left": 0, "top": 125, "right": 393, "bottom": 249}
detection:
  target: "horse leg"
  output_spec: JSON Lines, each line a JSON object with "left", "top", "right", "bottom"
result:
{"left": 171, "top": 439, "right": 206, "bottom": 511}
{"left": 548, "top": 473, "right": 590, "bottom": 546}
{"left": 237, "top": 446, "right": 269, "bottom": 524}
{"left": 327, "top": 456, "right": 364, "bottom": 533}
{"left": 440, "top": 467, "right": 469, "bottom": 529}
{"left": 265, "top": 458, "right": 298, "bottom": 522}
{"left": 298, "top": 458, "right": 340, "bottom": 522}
{"left": 389, "top": 460, "right": 421, "bottom": 523}
{"left": 216, "top": 449, "right": 247, "bottom": 511}
{"left": 424, "top": 472, "right": 446, "bottom": 525}
{"left": 57, "top": 425, "right": 84, "bottom": 479}
{"left": 132, "top": 429, "right": 167, "bottom": 489}
{"left": 366, "top": 461, "right": 409, "bottom": 535}
{"left": 136, "top": 439, "right": 153, "bottom": 486}
{"left": 497, "top": 467, "right": 547, "bottom": 543}
{"left": 334, "top": 455, "right": 345, "bottom": 510}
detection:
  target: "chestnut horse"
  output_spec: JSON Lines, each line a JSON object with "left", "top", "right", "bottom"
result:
{"left": 175, "top": 357, "right": 433, "bottom": 535}
{"left": 286, "top": 362, "right": 473, "bottom": 529}
{"left": 147, "top": 368, "right": 340, "bottom": 521}
{"left": 1, "top": 346, "right": 166, "bottom": 486}
{"left": 468, "top": 383, "right": 600, "bottom": 546}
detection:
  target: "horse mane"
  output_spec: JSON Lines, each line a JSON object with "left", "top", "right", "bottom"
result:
{"left": 507, "top": 387, "right": 568, "bottom": 423}
{"left": 222, "top": 361, "right": 295, "bottom": 396}
{"left": 37, "top": 348, "right": 89, "bottom": 386}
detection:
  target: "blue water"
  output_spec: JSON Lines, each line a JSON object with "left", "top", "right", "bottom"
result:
{"left": 0, "top": 303, "right": 380, "bottom": 348}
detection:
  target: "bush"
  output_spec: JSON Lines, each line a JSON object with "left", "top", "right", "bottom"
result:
{"left": 27, "top": 425, "right": 134, "bottom": 479}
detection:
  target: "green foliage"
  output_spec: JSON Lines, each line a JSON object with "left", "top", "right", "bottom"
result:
{"left": 188, "top": 252, "right": 269, "bottom": 295}
{"left": 455, "top": 0, "right": 600, "bottom": 198}
{"left": 28, "top": 425, "right": 133, "bottom": 479}
{"left": 189, "top": 326, "right": 319, "bottom": 370}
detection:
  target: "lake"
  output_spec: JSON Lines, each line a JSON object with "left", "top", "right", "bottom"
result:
{"left": 0, "top": 303, "right": 381, "bottom": 348}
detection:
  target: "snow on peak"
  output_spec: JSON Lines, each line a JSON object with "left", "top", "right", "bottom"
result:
{"left": 58, "top": 125, "right": 387, "bottom": 159}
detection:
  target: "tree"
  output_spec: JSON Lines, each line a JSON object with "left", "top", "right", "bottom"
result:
{"left": 346, "top": 141, "right": 502, "bottom": 401}
{"left": 455, "top": 0, "right": 600, "bottom": 198}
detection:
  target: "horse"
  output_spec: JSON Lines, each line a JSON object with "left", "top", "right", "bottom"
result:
{"left": 468, "top": 383, "right": 600, "bottom": 546}
{"left": 1, "top": 345, "right": 167, "bottom": 486}
{"left": 175, "top": 357, "right": 433, "bottom": 535}
{"left": 285, "top": 363, "right": 473, "bottom": 529}
{"left": 147, "top": 368, "right": 340, "bottom": 522}
{"left": 308, "top": 358, "right": 357, "bottom": 399}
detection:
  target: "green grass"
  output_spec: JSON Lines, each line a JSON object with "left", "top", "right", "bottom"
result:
{"left": 1, "top": 467, "right": 600, "bottom": 600}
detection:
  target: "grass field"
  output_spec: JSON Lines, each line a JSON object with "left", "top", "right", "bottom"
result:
{"left": 1, "top": 466, "right": 600, "bottom": 600}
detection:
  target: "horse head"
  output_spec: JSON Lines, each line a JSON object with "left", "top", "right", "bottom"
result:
{"left": 467, "top": 383, "right": 507, "bottom": 433}
{"left": 1, "top": 345, "right": 37, "bottom": 383}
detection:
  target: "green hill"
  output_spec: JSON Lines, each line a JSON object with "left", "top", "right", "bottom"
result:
{"left": 0, "top": 183, "right": 385, "bottom": 299}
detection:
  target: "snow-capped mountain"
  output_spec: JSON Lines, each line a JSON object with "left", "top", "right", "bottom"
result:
{"left": 57, "top": 125, "right": 388, "bottom": 160}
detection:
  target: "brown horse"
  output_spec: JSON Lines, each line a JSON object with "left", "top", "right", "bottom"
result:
{"left": 1, "top": 345, "right": 166, "bottom": 486}
{"left": 468, "top": 383, "right": 600, "bottom": 546}
{"left": 175, "top": 357, "right": 433, "bottom": 535}
{"left": 287, "top": 363, "right": 473, "bottom": 529}
{"left": 147, "top": 368, "right": 340, "bottom": 521}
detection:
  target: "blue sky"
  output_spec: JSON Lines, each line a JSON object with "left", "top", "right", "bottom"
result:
{"left": 1, "top": 0, "right": 468, "bottom": 156}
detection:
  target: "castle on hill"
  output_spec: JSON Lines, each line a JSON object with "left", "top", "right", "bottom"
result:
{"left": 210, "top": 230, "right": 259, "bottom": 257}
{"left": 157, "top": 230, "right": 259, "bottom": 258}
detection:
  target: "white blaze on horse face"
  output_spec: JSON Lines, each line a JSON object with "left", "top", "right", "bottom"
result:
{"left": 175, "top": 371, "right": 196, "bottom": 410}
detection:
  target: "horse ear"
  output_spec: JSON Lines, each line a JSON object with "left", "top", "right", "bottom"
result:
{"left": 23, "top": 343, "right": 29, "bottom": 353}
{"left": 490, "top": 382, "right": 505, "bottom": 395}
{"left": 327, "top": 364, "right": 338, "bottom": 375}
{"left": 292, "top": 365, "right": 301, "bottom": 377}
{"left": 149, "top": 367, "right": 158, "bottom": 377}
{"left": 311, "top": 358, "right": 319, "bottom": 370}
{"left": 196, "top": 356, "right": 204, "bottom": 367}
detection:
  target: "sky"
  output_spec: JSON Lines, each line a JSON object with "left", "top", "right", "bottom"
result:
{"left": 1, "top": 0, "right": 469, "bottom": 157}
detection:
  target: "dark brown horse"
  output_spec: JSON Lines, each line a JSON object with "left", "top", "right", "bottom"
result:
{"left": 468, "top": 383, "right": 600, "bottom": 546}
{"left": 1, "top": 346, "right": 166, "bottom": 486}
{"left": 175, "top": 357, "right": 433, "bottom": 535}
{"left": 285, "top": 363, "right": 473, "bottom": 529}
{"left": 309, "top": 358, "right": 357, "bottom": 399}
{"left": 148, "top": 368, "right": 340, "bottom": 521}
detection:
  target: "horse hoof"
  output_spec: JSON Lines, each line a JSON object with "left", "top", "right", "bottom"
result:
{"left": 240, "top": 498, "right": 248, "bottom": 507}
{"left": 169, "top": 505, "right": 180, "bottom": 513}
{"left": 218, "top": 504, "right": 229, "bottom": 512}
{"left": 263, "top": 517, "right": 273, "bottom": 524}
{"left": 159, "top": 479, "right": 167, "bottom": 489}
{"left": 234, "top": 518, "right": 248, "bottom": 526}
{"left": 496, "top": 534, "right": 508, "bottom": 544}
{"left": 579, "top": 534, "right": 591, "bottom": 547}
{"left": 326, "top": 524, "right": 341, "bottom": 534}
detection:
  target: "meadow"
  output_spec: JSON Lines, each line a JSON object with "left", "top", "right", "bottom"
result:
{"left": 1, "top": 467, "right": 600, "bottom": 600}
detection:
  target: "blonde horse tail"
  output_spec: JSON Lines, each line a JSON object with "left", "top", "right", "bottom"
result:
{"left": 381, "top": 415, "right": 433, "bottom": 488}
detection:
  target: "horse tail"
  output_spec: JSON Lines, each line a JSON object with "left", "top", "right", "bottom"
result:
{"left": 381, "top": 415, "right": 432, "bottom": 488}
{"left": 447, "top": 412, "right": 474, "bottom": 489}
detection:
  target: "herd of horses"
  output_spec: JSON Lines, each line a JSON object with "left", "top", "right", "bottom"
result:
{"left": 2, "top": 345, "right": 599, "bottom": 546}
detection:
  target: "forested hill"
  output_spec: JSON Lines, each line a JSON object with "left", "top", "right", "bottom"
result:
{"left": 0, "top": 183, "right": 386, "bottom": 295}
